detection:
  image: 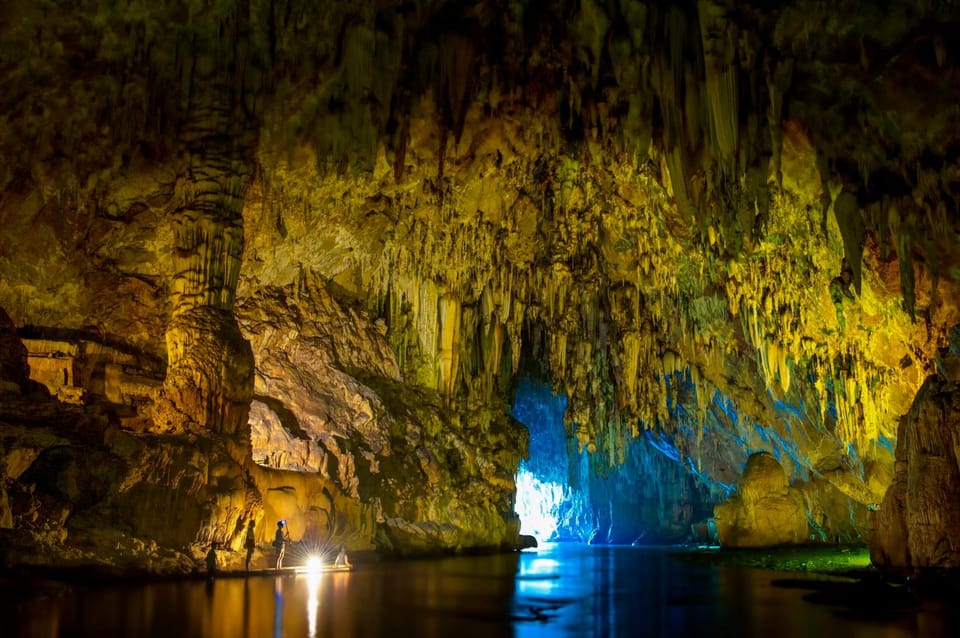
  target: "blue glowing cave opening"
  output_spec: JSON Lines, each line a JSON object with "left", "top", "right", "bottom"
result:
{"left": 511, "top": 378, "right": 580, "bottom": 543}
{"left": 512, "top": 376, "right": 727, "bottom": 545}
{"left": 514, "top": 467, "right": 566, "bottom": 542}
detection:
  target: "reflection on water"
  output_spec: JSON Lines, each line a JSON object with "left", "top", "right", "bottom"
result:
{"left": 274, "top": 576, "right": 284, "bottom": 638}
{"left": 7, "top": 544, "right": 958, "bottom": 637}
{"left": 305, "top": 571, "right": 318, "bottom": 638}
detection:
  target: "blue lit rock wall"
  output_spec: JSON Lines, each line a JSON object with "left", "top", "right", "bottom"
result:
{"left": 585, "top": 434, "right": 721, "bottom": 544}
{"left": 512, "top": 377, "right": 569, "bottom": 486}
{"left": 511, "top": 377, "right": 592, "bottom": 541}
{"left": 513, "top": 371, "right": 871, "bottom": 546}
{"left": 512, "top": 377, "right": 724, "bottom": 544}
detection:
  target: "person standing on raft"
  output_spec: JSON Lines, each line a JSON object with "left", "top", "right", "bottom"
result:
{"left": 273, "top": 520, "right": 290, "bottom": 570}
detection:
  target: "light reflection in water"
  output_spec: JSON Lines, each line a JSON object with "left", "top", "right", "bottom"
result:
{"left": 242, "top": 579, "right": 251, "bottom": 637}
{"left": 305, "top": 571, "right": 321, "bottom": 638}
{"left": 272, "top": 576, "right": 283, "bottom": 638}
{"left": 7, "top": 546, "right": 958, "bottom": 637}
{"left": 517, "top": 551, "right": 561, "bottom": 595}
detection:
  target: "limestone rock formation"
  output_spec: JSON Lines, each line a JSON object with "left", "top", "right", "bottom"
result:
{"left": 237, "top": 273, "right": 526, "bottom": 553}
{"left": 0, "top": 0, "right": 959, "bottom": 571}
{"left": 714, "top": 452, "right": 808, "bottom": 547}
{"left": 0, "top": 308, "right": 28, "bottom": 394}
{"left": 871, "top": 326, "right": 960, "bottom": 571}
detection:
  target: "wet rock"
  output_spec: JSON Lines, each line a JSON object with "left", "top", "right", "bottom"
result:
{"left": 518, "top": 534, "right": 538, "bottom": 549}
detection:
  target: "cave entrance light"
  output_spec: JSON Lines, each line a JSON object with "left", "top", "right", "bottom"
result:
{"left": 511, "top": 377, "right": 578, "bottom": 544}
{"left": 515, "top": 466, "right": 565, "bottom": 542}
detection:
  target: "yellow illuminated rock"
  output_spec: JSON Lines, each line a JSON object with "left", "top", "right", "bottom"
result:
{"left": 0, "top": 0, "right": 958, "bottom": 572}
{"left": 714, "top": 452, "right": 809, "bottom": 548}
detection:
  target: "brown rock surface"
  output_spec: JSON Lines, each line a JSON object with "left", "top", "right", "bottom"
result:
{"left": 0, "top": 308, "right": 28, "bottom": 394}
{"left": 237, "top": 274, "right": 527, "bottom": 553}
{"left": 871, "top": 327, "right": 960, "bottom": 570}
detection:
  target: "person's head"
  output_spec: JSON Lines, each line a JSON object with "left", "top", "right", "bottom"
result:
{"left": 248, "top": 520, "right": 255, "bottom": 529}
{"left": 277, "top": 520, "right": 285, "bottom": 529}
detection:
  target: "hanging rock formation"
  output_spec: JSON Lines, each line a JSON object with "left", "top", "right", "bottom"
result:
{"left": 0, "top": 1, "right": 959, "bottom": 572}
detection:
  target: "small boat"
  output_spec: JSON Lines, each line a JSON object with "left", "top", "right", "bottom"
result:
{"left": 294, "top": 563, "right": 352, "bottom": 575}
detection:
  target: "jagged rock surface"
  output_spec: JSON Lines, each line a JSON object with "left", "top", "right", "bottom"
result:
{"left": 236, "top": 274, "right": 526, "bottom": 553}
{"left": 871, "top": 326, "right": 960, "bottom": 571}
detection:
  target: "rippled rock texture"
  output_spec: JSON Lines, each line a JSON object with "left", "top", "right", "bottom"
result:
{"left": 1, "top": 1, "right": 959, "bottom": 571}
{"left": 872, "top": 326, "right": 960, "bottom": 571}
{"left": 715, "top": 452, "right": 809, "bottom": 547}
{"left": 237, "top": 274, "right": 525, "bottom": 554}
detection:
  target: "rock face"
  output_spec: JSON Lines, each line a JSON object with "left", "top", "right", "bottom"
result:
{"left": 714, "top": 452, "right": 809, "bottom": 547}
{"left": 0, "top": 1, "right": 959, "bottom": 572}
{"left": 871, "top": 326, "right": 960, "bottom": 571}
{"left": 237, "top": 274, "right": 526, "bottom": 553}
{"left": 0, "top": 308, "right": 28, "bottom": 393}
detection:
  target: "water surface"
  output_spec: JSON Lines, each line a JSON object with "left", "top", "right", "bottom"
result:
{"left": 10, "top": 544, "right": 956, "bottom": 637}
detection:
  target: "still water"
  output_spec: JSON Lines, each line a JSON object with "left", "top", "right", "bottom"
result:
{"left": 10, "top": 544, "right": 957, "bottom": 637}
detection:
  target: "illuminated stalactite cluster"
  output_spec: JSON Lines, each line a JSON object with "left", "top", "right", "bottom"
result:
{"left": 243, "top": 93, "right": 957, "bottom": 546}
{"left": 1, "top": 0, "right": 960, "bottom": 569}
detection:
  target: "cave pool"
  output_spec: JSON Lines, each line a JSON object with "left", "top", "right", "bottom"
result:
{"left": 9, "top": 543, "right": 957, "bottom": 637}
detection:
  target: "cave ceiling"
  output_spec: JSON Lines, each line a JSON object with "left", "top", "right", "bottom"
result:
{"left": 2, "top": 0, "right": 960, "bottom": 507}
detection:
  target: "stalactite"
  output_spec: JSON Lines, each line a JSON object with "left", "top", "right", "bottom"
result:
{"left": 833, "top": 189, "right": 864, "bottom": 296}
{"left": 767, "top": 58, "right": 794, "bottom": 187}
{"left": 698, "top": 0, "right": 739, "bottom": 164}
{"left": 889, "top": 198, "right": 917, "bottom": 320}
{"left": 437, "top": 294, "right": 461, "bottom": 399}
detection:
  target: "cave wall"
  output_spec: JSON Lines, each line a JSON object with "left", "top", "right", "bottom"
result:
{"left": 237, "top": 272, "right": 526, "bottom": 554}
{"left": 0, "top": 1, "right": 959, "bottom": 570}
{"left": 872, "top": 326, "right": 960, "bottom": 571}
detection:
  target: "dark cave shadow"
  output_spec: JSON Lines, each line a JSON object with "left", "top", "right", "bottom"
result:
{"left": 252, "top": 394, "right": 310, "bottom": 439}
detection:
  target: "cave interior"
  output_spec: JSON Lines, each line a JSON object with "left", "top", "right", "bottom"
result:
{"left": 1, "top": 0, "right": 960, "bottom": 576}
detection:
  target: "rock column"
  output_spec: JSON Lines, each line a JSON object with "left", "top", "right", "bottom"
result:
{"left": 153, "top": 11, "right": 255, "bottom": 438}
{"left": 0, "top": 307, "right": 28, "bottom": 394}
{"left": 871, "top": 325, "right": 960, "bottom": 571}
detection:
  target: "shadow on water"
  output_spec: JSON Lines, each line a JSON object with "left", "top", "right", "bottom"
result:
{"left": 5, "top": 544, "right": 960, "bottom": 637}
{"left": 774, "top": 576, "right": 920, "bottom": 617}
{"left": 771, "top": 572, "right": 960, "bottom": 634}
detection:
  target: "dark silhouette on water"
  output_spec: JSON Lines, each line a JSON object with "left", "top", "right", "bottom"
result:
{"left": 205, "top": 542, "right": 218, "bottom": 577}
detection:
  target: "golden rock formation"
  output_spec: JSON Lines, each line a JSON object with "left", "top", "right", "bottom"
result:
{"left": 714, "top": 452, "right": 808, "bottom": 547}
{"left": 872, "top": 328, "right": 960, "bottom": 571}
{"left": 0, "top": 0, "right": 959, "bottom": 571}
